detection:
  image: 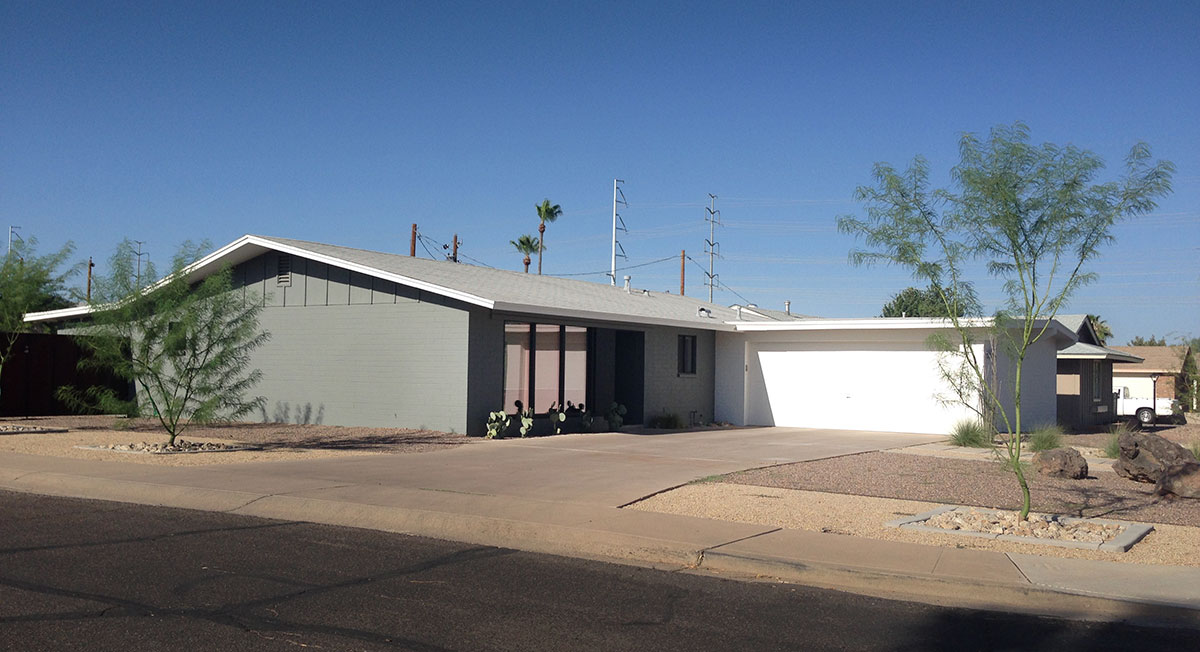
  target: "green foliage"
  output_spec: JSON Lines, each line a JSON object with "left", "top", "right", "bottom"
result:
{"left": 57, "top": 240, "right": 270, "bottom": 445}
{"left": 647, "top": 412, "right": 685, "bottom": 429}
{"left": 534, "top": 199, "right": 563, "bottom": 275}
{"left": 510, "top": 235, "right": 541, "bottom": 273}
{"left": 0, "top": 238, "right": 79, "bottom": 386}
{"left": 1177, "top": 345, "right": 1197, "bottom": 412}
{"left": 1028, "top": 424, "right": 1064, "bottom": 452}
{"left": 1086, "top": 314, "right": 1112, "bottom": 345}
{"left": 485, "top": 410, "right": 511, "bottom": 439}
{"left": 1128, "top": 335, "right": 1166, "bottom": 346}
{"left": 546, "top": 403, "right": 567, "bottom": 435}
{"left": 1103, "top": 433, "right": 1122, "bottom": 459}
{"left": 881, "top": 284, "right": 966, "bottom": 318}
{"left": 1187, "top": 439, "right": 1200, "bottom": 462}
{"left": 949, "top": 419, "right": 992, "bottom": 447}
{"left": 838, "top": 123, "right": 1174, "bottom": 519}
{"left": 516, "top": 408, "right": 534, "bottom": 437}
{"left": 580, "top": 410, "right": 594, "bottom": 431}
{"left": 606, "top": 402, "right": 627, "bottom": 430}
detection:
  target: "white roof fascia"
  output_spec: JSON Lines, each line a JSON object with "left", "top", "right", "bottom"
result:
{"left": 23, "top": 304, "right": 93, "bottom": 323}
{"left": 729, "top": 317, "right": 1077, "bottom": 342}
{"left": 729, "top": 317, "right": 995, "bottom": 332}
{"left": 490, "top": 302, "right": 736, "bottom": 332}
{"left": 25, "top": 235, "right": 495, "bottom": 324}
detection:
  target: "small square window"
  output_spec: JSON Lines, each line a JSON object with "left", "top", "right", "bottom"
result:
{"left": 678, "top": 334, "right": 697, "bottom": 375}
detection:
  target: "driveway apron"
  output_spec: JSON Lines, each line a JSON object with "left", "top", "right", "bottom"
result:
{"left": 228, "top": 427, "right": 943, "bottom": 507}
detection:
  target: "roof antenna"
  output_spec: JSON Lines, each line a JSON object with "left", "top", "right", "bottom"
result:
{"left": 704, "top": 194, "right": 721, "bottom": 302}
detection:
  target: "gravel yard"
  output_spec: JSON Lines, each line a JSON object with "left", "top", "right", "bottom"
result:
{"left": 0, "top": 415, "right": 469, "bottom": 465}
{"left": 726, "top": 450, "right": 1200, "bottom": 527}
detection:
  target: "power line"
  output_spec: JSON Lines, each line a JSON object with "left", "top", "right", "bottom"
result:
{"left": 554, "top": 255, "right": 676, "bottom": 278}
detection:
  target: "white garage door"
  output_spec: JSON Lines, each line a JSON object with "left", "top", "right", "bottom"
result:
{"left": 745, "top": 342, "right": 972, "bottom": 434}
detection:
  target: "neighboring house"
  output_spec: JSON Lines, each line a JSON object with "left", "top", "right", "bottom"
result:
{"left": 1110, "top": 345, "right": 1192, "bottom": 406}
{"left": 24, "top": 235, "right": 1072, "bottom": 436}
{"left": 1053, "top": 314, "right": 1143, "bottom": 430}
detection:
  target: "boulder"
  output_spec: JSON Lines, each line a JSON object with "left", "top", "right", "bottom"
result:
{"left": 1033, "top": 448, "right": 1088, "bottom": 479}
{"left": 1112, "top": 431, "right": 1196, "bottom": 484}
{"left": 1156, "top": 462, "right": 1200, "bottom": 499}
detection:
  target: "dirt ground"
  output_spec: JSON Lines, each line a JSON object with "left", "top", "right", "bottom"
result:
{"left": 0, "top": 415, "right": 469, "bottom": 465}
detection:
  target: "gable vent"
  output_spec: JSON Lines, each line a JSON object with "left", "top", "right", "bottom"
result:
{"left": 276, "top": 254, "right": 292, "bottom": 287}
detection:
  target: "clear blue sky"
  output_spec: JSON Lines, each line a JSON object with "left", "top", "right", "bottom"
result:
{"left": 3, "top": 1, "right": 1197, "bottom": 343}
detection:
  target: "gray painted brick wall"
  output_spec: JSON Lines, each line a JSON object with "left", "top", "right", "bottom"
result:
{"left": 643, "top": 326, "right": 715, "bottom": 425}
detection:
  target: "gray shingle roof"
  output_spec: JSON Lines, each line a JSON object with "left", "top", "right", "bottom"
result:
{"left": 1057, "top": 342, "right": 1143, "bottom": 362}
{"left": 256, "top": 235, "right": 761, "bottom": 330}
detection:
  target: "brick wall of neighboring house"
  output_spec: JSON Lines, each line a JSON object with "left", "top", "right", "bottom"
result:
{"left": 1158, "top": 377, "right": 1177, "bottom": 400}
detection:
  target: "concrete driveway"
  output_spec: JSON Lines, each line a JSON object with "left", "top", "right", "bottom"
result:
{"left": 229, "top": 427, "right": 944, "bottom": 507}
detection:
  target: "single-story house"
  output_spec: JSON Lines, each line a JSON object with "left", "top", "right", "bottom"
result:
{"left": 1053, "top": 314, "right": 1143, "bottom": 430}
{"left": 25, "top": 235, "right": 1073, "bottom": 436}
{"left": 1110, "top": 345, "right": 1193, "bottom": 408}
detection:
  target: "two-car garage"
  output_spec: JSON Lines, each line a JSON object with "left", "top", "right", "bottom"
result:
{"left": 715, "top": 319, "right": 1061, "bottom": 436}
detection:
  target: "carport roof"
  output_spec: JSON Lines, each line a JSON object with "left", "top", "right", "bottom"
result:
{"left": 1058, "top": 342, "right": 1144, "bottom": 363}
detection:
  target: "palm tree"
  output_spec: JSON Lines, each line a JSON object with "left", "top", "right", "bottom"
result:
{"left": 535, "top": 199, "right": 562, "bottom": 275}
{"left": 510, "top": 235, "right": 540, "bottom": 273}
{"left": 1087, "top": 314, "right": 1112, "bottom": 345}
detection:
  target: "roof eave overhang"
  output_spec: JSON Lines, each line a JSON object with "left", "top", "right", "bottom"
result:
{"left": 491, "top": 302, "right": 737, "bottom": 332}
{"left": 23, "top": 234, "right": 497, "bottom": 324}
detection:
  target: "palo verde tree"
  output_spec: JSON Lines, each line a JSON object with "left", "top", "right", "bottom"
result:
{"left": 838, "top": 123, "right": 1174, "bottom": 519}
{"left": 59, "top": 240, "right": 270, "bottom": 445}
{"left": 510, "top": 234, "right": 540, "bottom": 273}
{"left": 0, "top": 238, "right": 78, "bottom": 393}
{"left": 535, "top": 199, "right": 562, "bottom": 275}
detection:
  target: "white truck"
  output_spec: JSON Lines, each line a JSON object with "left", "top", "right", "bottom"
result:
{"left": 1114, "top": 384, "right": 1178, "bottom": 425}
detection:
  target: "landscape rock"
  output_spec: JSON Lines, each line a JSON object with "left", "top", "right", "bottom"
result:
{"left": 1155, "top": 461, "right": 1200, "bottom": 499}
{"left": 923, "top": 507, "right": 1123, "bottom": 543}
{"left": 1112, "top": 431, "right": 1196, "bottom": 484}
{"left": 1033, "top": 448, "right": 1088, "bottom": 479}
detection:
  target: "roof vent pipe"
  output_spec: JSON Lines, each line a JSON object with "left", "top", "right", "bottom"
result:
{"left": 734, "top": 305, "right": 742, "bottom": 320}
{"left": 784, "top": 300, "right": 791, "bottom": 315}
{"left": 697, "top": 307, "right": 711, "bottom": 318}
{"left": 624, "top": 275, "right": 631, "bottom": 293}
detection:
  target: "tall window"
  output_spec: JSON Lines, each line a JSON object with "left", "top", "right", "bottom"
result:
{"left": 504, "top": 322, "right": 588, "bottom": 413}
{"left": 678, "top": 334, "right": 697, "bottom": 375}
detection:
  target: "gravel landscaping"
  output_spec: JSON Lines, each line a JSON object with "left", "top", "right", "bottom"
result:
{"left": 0, "top": 415, "right": 469, "bottom": 465}
{"left": 727, "top": 449, "right": 1200, "bottom": 527}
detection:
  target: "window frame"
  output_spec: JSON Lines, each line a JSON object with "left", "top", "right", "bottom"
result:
{"left": 677, "top": 334, "right": 697, "bottom": 376}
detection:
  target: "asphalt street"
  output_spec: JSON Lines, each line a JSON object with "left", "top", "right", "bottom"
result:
{"left": 0, "top": 490, "right": 1194, "bottom": 651}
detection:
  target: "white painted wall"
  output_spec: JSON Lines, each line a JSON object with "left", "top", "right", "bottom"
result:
{"left": 714, "top": 331, "right": 747, "bottom": 424}
{"left": 726, "top": 328, "right": 981, "bottom": 435}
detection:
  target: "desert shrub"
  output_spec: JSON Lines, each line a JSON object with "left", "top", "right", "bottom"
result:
{"left": 949, "top": 420, "right": 992, "bottom": 448}
{"left": 647, "top": 412, "right": 685, "bottom": 429}
{"left": 1189, "top": 439, "right": 1200, "bottom": 462}
{"left": 1103, "top": 433, "right": 1122, "bottom": 459}
{"left": 1028, "top": 424, "right": 1064, "bottom": 452}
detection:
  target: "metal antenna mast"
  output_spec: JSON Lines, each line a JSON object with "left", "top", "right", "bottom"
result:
{"left": 704, "top": 194, "right": 721, "bottom": 302}
{"left": 7, "top": 226, "right": 21, "bottom": 256}
{"left": 609, "top": 179, "right": 628, "bottom": 285}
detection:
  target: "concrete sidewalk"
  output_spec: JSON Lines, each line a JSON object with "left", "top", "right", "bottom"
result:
{"left": 2, "top": 428, "right": 1199, "bottom": 626}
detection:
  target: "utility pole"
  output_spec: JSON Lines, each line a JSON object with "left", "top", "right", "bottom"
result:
{"left": 680, "top": 250, "right": 686, "bottom": 296}
{"left": 7, "top": 226, "right": 20, "bottom": 256}
{"left": 133, "top": 240, "right": 147, "bottom": 288}
{"left": 704, "top": 194, "right": 721, "bottom": 303}
{"left": 410, "top": 224, "right": 417, "bottom": 257}
{"left": 451, "top": 234, "right": 459, "bottom": 263}
{"left": 86, "top": 257, "right": 94, "bottom": 301}
{"left": 609, "top": 179, "right": 627, "bottom": 285}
